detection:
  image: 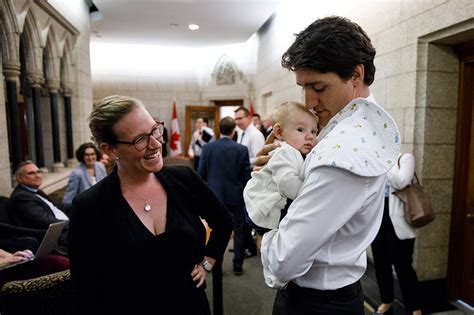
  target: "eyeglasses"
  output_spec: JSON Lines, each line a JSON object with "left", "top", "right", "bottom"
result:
{"left": 115, "top": 122, "right": 164, "bottom": 151}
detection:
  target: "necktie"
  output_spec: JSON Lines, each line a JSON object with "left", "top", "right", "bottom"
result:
{"left": 240, "top": 132, "right": 245, "bottom": 144}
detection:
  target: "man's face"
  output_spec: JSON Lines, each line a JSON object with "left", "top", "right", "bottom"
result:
{"left": 252, "top": 116, "right": 262, "bottom": 128}
{"left": 195, "top": 118, "right": 204, "bottom": 130}
{"left": 17, "top": 163, "right": 43, "bottom": 189}
{"left": 235, "top": 110, "right": 251, "bottom": 130}
{"left": 296, "top": 68, "right": 355, "bottom": 127}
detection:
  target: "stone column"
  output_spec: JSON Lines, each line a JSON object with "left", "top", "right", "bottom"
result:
{"left": 47, "top": 82, "right": 63, "bottom": 171}
{"left": 63, "top": 88, "right": 75, "bottom": 167}
{"left": 3, "top": 65, "right": 22, "bottom": 172}
{"left": 27, "top": 74, "right": 47, "bottom": 171}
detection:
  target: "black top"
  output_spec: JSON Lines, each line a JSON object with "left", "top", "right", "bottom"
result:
{"left": 68, "top": 166, "right": 232, "bottom": 314}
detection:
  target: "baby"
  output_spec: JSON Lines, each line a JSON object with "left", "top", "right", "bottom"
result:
{"left": 244, "top": 101, "right": 318, "bottom": 230}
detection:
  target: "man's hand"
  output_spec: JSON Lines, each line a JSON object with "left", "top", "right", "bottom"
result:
{"left": 253, "top": 132, "right": 280, "bottom": 171}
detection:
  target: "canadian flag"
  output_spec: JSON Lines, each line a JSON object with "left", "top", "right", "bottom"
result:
{"left": 170, "top": 102, "right": 182, "bottom": 157}
{"left": 249, "top": 100, "right": 255, "bottom": 117}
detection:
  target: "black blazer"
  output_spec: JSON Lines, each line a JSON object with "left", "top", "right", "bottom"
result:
{"left": 68, "top": 165, "right": 232, "bottom": 313}
{"left": 198, "top": 137, "right": 251, "bottom": 207}
{"left": 9, "top": 185, "right": 67, "bottom": 229}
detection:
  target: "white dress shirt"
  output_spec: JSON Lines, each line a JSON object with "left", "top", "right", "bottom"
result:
{"left": 22, "top": 185, "right": 69, "bottom": 221}
{"left": 238, "top": 123, "right": 265, "bottom": 165}
{"left": 187, "top": 126, "right": 215, "bottom": 157}
{"left": 261, "top": 96, "right": 401, "bottom": 290}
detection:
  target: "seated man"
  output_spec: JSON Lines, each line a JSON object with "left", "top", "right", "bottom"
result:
{"left": 9, "top": 161, "right": 69, "bottom": 254}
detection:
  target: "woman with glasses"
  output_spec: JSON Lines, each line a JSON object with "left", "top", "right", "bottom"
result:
{"left": 62, "top": 142, "right": 107, "bottom": 208}
{"left": 68, "top": 95, "right": 232, "bottom": 314}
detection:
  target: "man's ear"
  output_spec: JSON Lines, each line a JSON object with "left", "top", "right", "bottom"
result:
{"left": 99, "top": 143, "right": 116, "bottom": 159}
{"left": 273, "top": 123, "right": 284, "bottom": 140}
{"left": 351, "top": 64, "right": 365, "bottom": 87}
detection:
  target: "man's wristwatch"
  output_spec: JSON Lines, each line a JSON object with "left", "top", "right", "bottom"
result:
{"left": 201, "top": 259, "right": 213, "bottom": 272}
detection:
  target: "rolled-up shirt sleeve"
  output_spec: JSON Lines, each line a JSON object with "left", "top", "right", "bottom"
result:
{"left": 260, "top": 166, "right": 375, "bottom": 289}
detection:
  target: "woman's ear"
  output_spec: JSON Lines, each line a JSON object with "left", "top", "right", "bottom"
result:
{"left": 273, "top": 123, "right": 284, "bottom": 140}
{"left": 351, "top": 64, "right": 365, "bottom": 87}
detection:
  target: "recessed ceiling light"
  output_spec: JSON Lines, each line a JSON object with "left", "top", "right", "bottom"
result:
{"left": 188, "top": 24, "right": 199, "bottom": 31}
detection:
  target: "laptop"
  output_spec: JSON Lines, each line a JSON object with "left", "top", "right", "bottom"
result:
{"left": 0, "top": 221, "right": 67, "bottom": 270}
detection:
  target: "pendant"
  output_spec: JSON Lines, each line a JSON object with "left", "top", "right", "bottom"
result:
{"left": 144, "top": 201, "right": 151, "bottom": 212}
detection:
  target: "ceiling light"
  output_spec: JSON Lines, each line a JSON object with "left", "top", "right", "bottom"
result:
{"left": 188, "top": 24, "right": 199, "bottom": 31}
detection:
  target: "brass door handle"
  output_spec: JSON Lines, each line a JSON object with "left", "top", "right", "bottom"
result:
{"left": 468, "top": 212, "right": 474, "bottom": 221}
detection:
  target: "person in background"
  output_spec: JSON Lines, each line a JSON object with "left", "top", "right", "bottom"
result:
{"left": 198, "top": 116, "right": 251, "bottom": 275}
{"left": 235, "top": 106, "right": 265, "bottom": 257}
{"left": 235, "top": 107, "right": 265, "bottom": 166}
{"left": 262, "top": 117, "right": 273, "bottom": 139}
{"left": 244, "top": 102, "right": 317, "bottom": 250}
{"left": 100, "top": 152, "right": 115, "bottom": 174}
{"left": 257, "top": 16, "right": 400, "bottom": 314}
{"left": 188, "top": 117, "right": 215, "bottom": 170}
{"left": 69, "top": 95, "right": 232, "bottom": 314}
{"left": 252, "top": 113, "right": 267, "bottom": 138}
{"left": 371, "top": 152, "right": 422, "bottom": 315}
{"left": 9, "top": 161, "right": 69, "bottom": 254}
{"left": 63, "top": 142, "right": 107, "bottom": 208}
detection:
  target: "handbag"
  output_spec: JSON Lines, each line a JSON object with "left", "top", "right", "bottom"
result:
{"left": 393, "top": 158, "right": 436, "bottom": 228}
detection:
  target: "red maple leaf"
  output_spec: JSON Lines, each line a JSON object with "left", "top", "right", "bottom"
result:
{"left": 170, "top": 132, "right": 180, "bottom": 150}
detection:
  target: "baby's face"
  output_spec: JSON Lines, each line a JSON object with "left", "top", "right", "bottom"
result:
{"left": 281, "top": 112, "right": 318, "bottom": 155}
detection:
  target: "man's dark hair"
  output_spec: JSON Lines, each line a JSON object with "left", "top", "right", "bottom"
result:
{"left": 200, "top": 117, "right": 209, "bottom": 125}
{"left": 252, "top": 113, "right": 261, "bottom": 119}
{"left": 234, "top": 106, "right": 250, "bottom": 117}
{"left": 219, "top": 117, "right": 236, "bottom": 136}
{"left": 281, "top": 16, "right": 376, "bottom": 85}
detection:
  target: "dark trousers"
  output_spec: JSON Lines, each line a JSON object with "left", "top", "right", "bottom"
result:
{"left": 371, "top": 198, "right": 421, "bottom": 311}
{"left": 193, "top": 156, "right": 200, "bottom": 170}
{"left": 273, "top": 281, "right": 364, "bottom": 315}
{"left": 227, "top": 204, "right": 246, "bottom": 267}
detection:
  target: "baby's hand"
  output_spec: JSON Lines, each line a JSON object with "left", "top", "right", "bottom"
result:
{"left": 254, "top": 132, "right": 280, "bottom": 171}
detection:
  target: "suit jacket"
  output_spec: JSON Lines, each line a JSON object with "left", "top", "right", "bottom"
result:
{"left": 198, "top": 137, "right": 251, "bottom": 207}
{"left": 68, "top": 165, "right": 232, "bottom": 313}
{"left": 63, "top": 162, "right": 107, "bottom": 206}
{"left": 9, "top": 185, "right": 67, "bottom": 230}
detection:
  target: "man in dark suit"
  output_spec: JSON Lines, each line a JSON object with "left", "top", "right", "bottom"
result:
{"left": 9, "top": 161, "right": 69, "bottom": 254}
{"left": 198, "top": 117, "right": 251, "bottom": 275}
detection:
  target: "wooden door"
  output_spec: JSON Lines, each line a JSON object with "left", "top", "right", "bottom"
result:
{"left": 448, "top": 39, "right": 474, "bottom": 305}
{"left": 184, "top": 106, "right": 218, "bottom": 157}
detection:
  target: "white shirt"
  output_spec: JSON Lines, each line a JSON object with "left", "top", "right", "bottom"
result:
{"left": 244, "top": 141, "right": 304, "bottom": 229}
{"left": 261, "top": 95, "right": 401, "bottom": 290}
{"left": 22, "top": 185, "right": 70, "bottom": 221}
{"left": 188, "top": 126, "right": 215, "bottom": 157}
{"left": 238, "top": 123, "right": 265, "bottom": 165}
{"left": 387, "top": 153, "right": 416, "bottom": 239}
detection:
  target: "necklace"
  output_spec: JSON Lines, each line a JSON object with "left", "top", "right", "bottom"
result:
{"left": 121, "top": 181, "right": 153, "bottom": 212}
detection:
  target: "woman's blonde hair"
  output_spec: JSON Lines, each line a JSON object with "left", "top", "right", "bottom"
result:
{"left": 89, "top": 95, "right": 143, "bottom": 145}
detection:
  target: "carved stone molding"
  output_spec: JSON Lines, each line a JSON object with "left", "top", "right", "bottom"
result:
{"left": 216, "top": 61, "right": 236, "bottom": 85}
{"left": 26, "top": 73, "right": 45, "bottom": 87}
{"left": 46, "top": 80, "right": 61, "bottom": 93}
{"left": 62, "top": 86, "right": 73, "bottom": 96}
{"left": 2, "top": 62, "right": 21, "bottom": 80}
